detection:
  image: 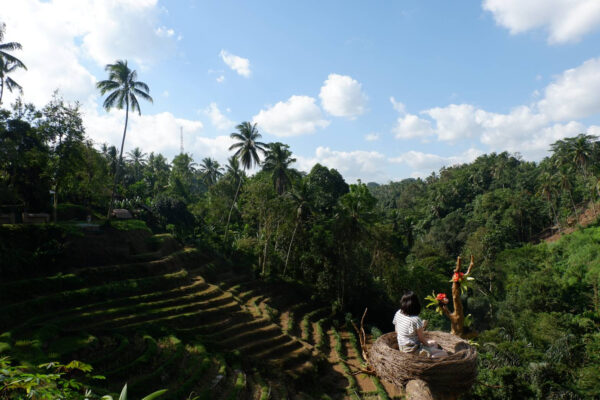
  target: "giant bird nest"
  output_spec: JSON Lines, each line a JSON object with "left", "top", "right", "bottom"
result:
{"left": 369, "top": 331, "right": 477, "bottom": 394}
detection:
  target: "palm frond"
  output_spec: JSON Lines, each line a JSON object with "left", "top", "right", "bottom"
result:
{"left": 96, "top": 80, "right": 120, "bottom": 94}
{"left": 0, "top": 42, "right": 23, "bottom": 51}
{"left": 132, "top": 88, "right": 153, "bottom": 103}
{"left": 129, "top": 93, "right": 141, "bottom": 115}
{"left": 133, "top": 81, "right": 150, "bottom": 93}
{"left": 102, "top": 90, "right": 121, "bottom": 111}
{"left": 5, "top": 76, "right": 22, "bottom": 93}
{"left": 228, "top": 142, "right": 244, "bottom": 150}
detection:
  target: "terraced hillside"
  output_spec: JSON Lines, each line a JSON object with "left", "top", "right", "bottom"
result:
{"left": 0, "top": 227, "right": 403, "bottom": 399}
{"left": 216, "top": 272, "right": 404, "bottom": 399}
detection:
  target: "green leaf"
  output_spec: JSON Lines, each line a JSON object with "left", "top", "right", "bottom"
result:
{"left": 65, "top": 360, "right": 93, "bottom": 373}
{"left": 141, "top": 389, "right": 168, "bottom": 400}
{"left": 118, "top": 383, "right": 128, "bottom": 400}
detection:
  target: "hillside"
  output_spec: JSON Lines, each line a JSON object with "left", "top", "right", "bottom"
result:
{"left": 0, "top": 225, "right": 401, "bottom": 399}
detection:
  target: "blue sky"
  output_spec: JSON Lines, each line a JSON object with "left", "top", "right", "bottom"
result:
{"left": 4, "top": 0, "right": 600, "bottom": 182}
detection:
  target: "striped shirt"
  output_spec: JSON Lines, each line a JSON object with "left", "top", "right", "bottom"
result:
{"left": 392, "top": 310, "right": 423, "bottom": 352}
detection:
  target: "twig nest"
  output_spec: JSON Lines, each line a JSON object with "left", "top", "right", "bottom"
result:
{"left": 369, "top": 332, "right": 477, "bottom": 395}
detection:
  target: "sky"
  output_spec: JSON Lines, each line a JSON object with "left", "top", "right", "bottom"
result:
{"left": 2, "top": 0, "right": 600, "bottom": 183}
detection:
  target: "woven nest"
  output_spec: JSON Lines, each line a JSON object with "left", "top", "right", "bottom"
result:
{"left": 369, "top": 331, "right": 477, "bottom": 394}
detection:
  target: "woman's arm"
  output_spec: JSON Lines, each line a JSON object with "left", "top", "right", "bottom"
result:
{"left": 416, "top": 327, "right": 428, "bottom": 345}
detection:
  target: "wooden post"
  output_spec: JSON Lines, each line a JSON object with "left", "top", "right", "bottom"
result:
{"left": 441, "top": 255, "right": 474, "bottom": 337}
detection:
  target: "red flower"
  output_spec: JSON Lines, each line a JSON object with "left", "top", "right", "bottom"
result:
{"left": 436, "top": 293, "right": 447, "bottom": 301}
{"left": 452, "top": 272, "right": 465, "bottom": 282}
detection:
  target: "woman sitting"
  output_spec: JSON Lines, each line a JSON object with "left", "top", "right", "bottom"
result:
{"left": 392, "top": 291, "right": 448, "bottom": 358}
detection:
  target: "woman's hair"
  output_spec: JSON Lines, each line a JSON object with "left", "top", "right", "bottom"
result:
{"left": 400, "top": 291, "right": 421, "bottom": 316}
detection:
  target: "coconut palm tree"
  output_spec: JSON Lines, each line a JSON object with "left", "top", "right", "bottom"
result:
{"left": 199, "top": 157, "right": 223, "bottom": 186}
{"left": 283, "top": 180, "right": 311, "bottom": 276}
{"left": 96, "top": 60, "right": 152, "bottom": 217}
{"left": 537, "top": 171, "right": 560, "bottom": 232}
{"left": 126, "top": 147, "right": 148, "bottom": 181}
{"left": 262, "top": 142, "right": 297, "bottom": 195}
{"left": 225, "top": 155, "right": 244, "bottom": 186}
{"left": 224, "top": 122, "right": 267, "bottom": 239}
{"left": 0, "top": 23, "right": 27, "bottom": 105}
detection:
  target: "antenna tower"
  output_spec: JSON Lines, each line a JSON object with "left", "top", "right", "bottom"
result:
{"left": 180, "top": 126, "right": 184, "bottom": 154}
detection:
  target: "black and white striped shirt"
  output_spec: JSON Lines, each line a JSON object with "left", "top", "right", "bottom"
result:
{"left": 392, "top": 310, "right": 423, "bottom": 350}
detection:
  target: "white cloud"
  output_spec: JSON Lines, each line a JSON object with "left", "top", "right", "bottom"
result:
{"left": 296, "top": 147, "right": 387, "bottom": 183}
{"left": 189, "top": 134, "right": 236, "bottom": 165}
{"left": 203, "top": 102, "right": 235, "bottom": 131}
{"left": 319, "top": 74, "right": 368, "bottom": 118}
{"left": 2, "top": 0, "right": 177, "bottom": 107}
{"left": 252, "top": 95, "right": 330, "bottom": 137}
{"left": 216, "top": 75, "right": 225, "bottom": 83}
{"left": 390, "top": 96, "right": 406, "bottom": 113}
{"left": 423, "top": 104, "right": 484, "bottom": 142}
{"left": 405, "top": 57, "right": 600, "bottom": 158}
{"left": 85, "top": 107, "right": 204, "bottom": 158}
{"left": 390, "top": 148, "right": 483, "bottom": 178}
{"left": 538, "top": 57, "right": 600, "bottom": 121}
{"left": 365, "top": 133, "right": 380, "bottom": 141}
{"left": 483, "top": 0, "right": 600, "bottom": 44}
{"left": 219, "top": 50, "right": 251, "bottom": 77}
{"left": 392, "top": 113, "right": 435, "bottom": 140}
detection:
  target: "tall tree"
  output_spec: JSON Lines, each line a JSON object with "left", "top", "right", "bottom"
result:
{"left": 225, "top": 122, "right": 267, "bottom": 239}
{"left": 96, "top": 60, "right": 152, "bottom": 217}
{"left": 41, "top": 94, "right": 85, "bottom": 221}
{"left": 225, "top": 155, "right": 244, "bottom": 187}
{"left": 262, "top": 142, "right": 297, "bottom": 195}
{"left": 126, "top": 147, "right": 147, "bottom": 182}
{"left": 0, "top": 23, "right": 27, "bottom": 105}
{"left": 199, "top": 157, "right": 223, "bottom": 186}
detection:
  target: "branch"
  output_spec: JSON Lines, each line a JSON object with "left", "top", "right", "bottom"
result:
{"left": 351, "top": 308, "right": 370, "bottom": 364}
{"left": 340, "top": 359, "right": 377, "bottom": 376}
{"left": 454, "top": 255, "right": 462, "bottom": 273}
{"left": 441, "top": 304, "right": 452, "bottom": 319}
{"left": 465, "top": 254, "right": 475, "bottom": 277}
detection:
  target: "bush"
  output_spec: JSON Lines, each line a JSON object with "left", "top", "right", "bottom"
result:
{"left": 57, "top": 203, "right": 89, "bottom": 221}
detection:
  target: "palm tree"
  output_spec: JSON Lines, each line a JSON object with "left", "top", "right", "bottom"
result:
{"left": 568, "top": 134, "right": 597, "bottom": 213}
{"left": 126, "top": 147, "right": 148, "bottom": 182}
{"left": 283, "top": 180, "right": 311, "bottom": 276}
{"left": 225, "top": 155, "right": 244, "bottom": 186}
{"left": 199, "top": 157, "right": 223, "bottom": 186}
{"left": 96, "top": 60, "right": 152, "bottom": 217}
{"left": 555, "top": 167, "right": 578, "bottom": 218}
{"left": 537, "top": 171, "right": 560, "bottom": 232}
{"left": 224, "top": 122, "right": 267, "bottom": 239}
{"left": 0, "top": 23, "right": 27, "bottom": 105}
{"left": 262, "top": 142, "right": 297, "bottom": 195}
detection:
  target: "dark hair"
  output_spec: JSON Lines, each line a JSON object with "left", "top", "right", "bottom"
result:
{"left": 400, "top": 291, "right": 421, "bottom": 316}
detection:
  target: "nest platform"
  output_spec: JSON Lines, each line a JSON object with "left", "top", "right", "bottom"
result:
{"left": 369, "top": 331, "right": 477, "bottom": 395}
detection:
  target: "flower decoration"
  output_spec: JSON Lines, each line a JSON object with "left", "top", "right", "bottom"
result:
{"left": 425, "top": 291, "right": 448, "bottom": 315}
{"left": 436, "top": 292, "right": 449, "bottom": 304}
{"left": 450, "top": 271, "right": 474, "bottom": 293}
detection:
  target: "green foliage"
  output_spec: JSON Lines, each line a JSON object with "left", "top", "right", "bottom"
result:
{"left": 109, "top": 219, "right": 150, "bottom": 232}
{"left": 0, "top": 356, "right": 101, "bottom": 399}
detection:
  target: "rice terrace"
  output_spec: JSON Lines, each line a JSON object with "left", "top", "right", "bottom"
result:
{"left": 1, "top": 1, "right": 600, "bottom": 399}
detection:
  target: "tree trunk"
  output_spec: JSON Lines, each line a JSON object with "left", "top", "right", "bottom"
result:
{"left": 53, "top": 184, "right": 58, "bottom": 223}
{"left": 405, "top": 379, "right": 457, "bottom": 400}
{"left": 107, "top": 100, "right": 129, "bottom": 219}
{"left": 283, "top": 220, "right": 299, "bottom": 276}
{"left": 224, "top": 177, "right": 243, "bottom": 241}
{"left": 0, "top": 78, "right": 4, "bottom": 105}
